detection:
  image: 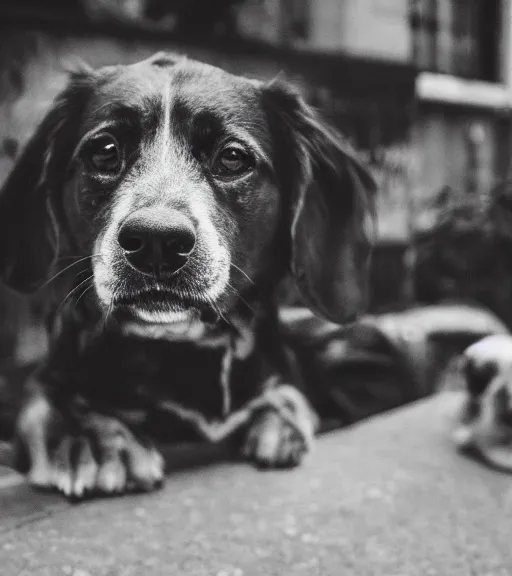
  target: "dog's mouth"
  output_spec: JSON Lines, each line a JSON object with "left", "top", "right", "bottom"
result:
{"left": 113, "top": 286, "right": 220, "bottom": 325}
{"left": 115, "top": 287, "right": 187, "bottom": 308}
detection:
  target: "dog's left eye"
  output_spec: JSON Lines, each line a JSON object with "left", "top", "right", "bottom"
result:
{"left": 87, "top": 134, "right": 121, "bottom": 174}
{"left": 214, "top": 146, "right": 252, "bottom": 176}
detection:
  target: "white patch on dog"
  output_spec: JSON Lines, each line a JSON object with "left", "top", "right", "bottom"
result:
{"left": 464, "top": 334, "right": 512, "bottom": 373}
{"left": 92, "top": 189, "right": 135, "bottom": 308}
{"left": 188, "top": 194, "right": 231, "bottom": 300}
{"left": 160, "top": 75, "right": 172, "bottom": 165}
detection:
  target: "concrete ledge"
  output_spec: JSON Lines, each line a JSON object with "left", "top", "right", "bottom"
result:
{"left": 416, "top": 72, "right": 512, "bottom": 110}
{"left": 0, "top": 395, "right": 510, "bottom": 575}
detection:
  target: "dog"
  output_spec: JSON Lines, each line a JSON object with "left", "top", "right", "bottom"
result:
{"left": 0, "top": 52, "right": 375, "bottom": 499}
{"left": 453, "top": 334, "right": 512, "bottom": 471}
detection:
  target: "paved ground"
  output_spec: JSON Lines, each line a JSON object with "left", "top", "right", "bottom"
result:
{"left": 1, "top": 395, "right": 511, "bottom": 576}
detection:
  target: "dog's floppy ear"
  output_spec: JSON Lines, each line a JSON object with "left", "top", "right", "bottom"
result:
{"left": 0, "top": 72, "right": 92, "bottom": 293}
{"left": 263, "top": 80, "right": 376, "bottom": 324}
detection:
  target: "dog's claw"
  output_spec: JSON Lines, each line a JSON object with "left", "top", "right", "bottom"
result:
{"left": 72, "top": 438, "right": 98, "bottom": 498}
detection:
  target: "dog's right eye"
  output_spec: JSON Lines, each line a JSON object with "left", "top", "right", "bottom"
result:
{"left": 86, "top": 134, "right": 121, "bottom": 174}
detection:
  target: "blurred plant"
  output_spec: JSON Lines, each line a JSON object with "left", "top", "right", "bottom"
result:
{"left": 414, "top": 182, "right": 512, "bottom": 327}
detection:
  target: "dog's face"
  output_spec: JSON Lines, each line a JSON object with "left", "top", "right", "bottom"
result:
{"left": 0, "top": 53, "right": 376, "bottom": 326}
{"left": 68, "top": 57, "right": 282, "bottom": 324}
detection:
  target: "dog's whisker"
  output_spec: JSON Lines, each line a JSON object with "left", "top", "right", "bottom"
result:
{"left": 76, "top": 268, "right": 94, "bottom": 278}
{"left": 38, "top": 254, "right": 101, "bottom": 289}
{"left": 105, "top": 293, "right": 116, "bottom": 327}
{"left": 58, "top": 253, "right": 104, "bottom": 261}
{"left": 209, "top": 298, "right": 229, "bottom": 326}
{"left": 230, "top": 263, "right": 254, "bottom": 285}
{"left": 74, "top": 284, "right": 94, "bottom": 310}
{"left": 226, "top": 282, "right": 256, "bottom": 314}
{"left": 57, "top": 275, "right": 94, "bottom": 314}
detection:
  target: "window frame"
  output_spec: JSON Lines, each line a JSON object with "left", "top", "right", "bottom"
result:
{"left": 415, "top": 0, "right": 512, "bottom": 109}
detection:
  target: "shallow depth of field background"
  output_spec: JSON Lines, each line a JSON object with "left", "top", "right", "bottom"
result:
{"left": 0, "top": 0, "right": 510, "bottom": 369}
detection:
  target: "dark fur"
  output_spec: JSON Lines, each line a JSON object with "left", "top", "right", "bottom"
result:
{"left": 0, "top": 53, "right": 375, "bottom": 498}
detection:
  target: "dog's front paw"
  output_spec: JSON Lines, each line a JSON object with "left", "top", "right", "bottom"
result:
{"left": 242, "top": 385, "right": 319, "bottom": 469}
{"left": 16, "top": 391, "right": 164, "bottom": 499}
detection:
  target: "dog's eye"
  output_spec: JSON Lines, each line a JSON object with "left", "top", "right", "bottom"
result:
{"left": 215, "top": 146, "right": 252, "bottom": 176}
{"left": 87, "top": 135, "right": 121, "bottom": 173}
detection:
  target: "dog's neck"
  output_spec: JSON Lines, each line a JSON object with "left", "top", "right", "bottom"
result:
{"left": 59, "top": 288, "right": 274, "bottom": 360}
{"left": 118, "top": 308, "right": 258, "bottom": 361}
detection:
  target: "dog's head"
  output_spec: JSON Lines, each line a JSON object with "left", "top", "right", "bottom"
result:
{"left": 0, "top": 53, "right": 375, "bottom": 327}
{"left": 453, "top": 335, "right": 512, "bottom": 472}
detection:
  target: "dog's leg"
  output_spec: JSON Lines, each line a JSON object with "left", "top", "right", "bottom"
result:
{"left": 15, "top": 383, "right": 57, "bottom": 488}
{"left": 16, "top": 381, "right": 164, "bottom": 499}
{"left": 242, "top": 383, "right": 319, "bottom": 468}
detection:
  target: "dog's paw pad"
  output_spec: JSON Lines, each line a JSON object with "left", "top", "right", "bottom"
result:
{"left": 243, "top": 410, "right": 309, "bottom": 469}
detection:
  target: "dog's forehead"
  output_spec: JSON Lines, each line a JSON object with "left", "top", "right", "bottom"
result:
{"left": 87, "top": 60, "right": 265, "bottom": 124}
{"left": 169, "top": 61, "right": 262, "bottom": 112}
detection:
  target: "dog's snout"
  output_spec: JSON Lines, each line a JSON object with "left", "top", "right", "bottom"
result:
{"left": 118, "top": 208, "right": 196, "bottom": 277}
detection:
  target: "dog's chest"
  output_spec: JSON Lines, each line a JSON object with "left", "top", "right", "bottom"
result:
{"left": 73, "top": 326, "right": 263, "bottom": 440}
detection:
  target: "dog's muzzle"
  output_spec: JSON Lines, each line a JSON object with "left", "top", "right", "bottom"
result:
{"left": 117, "top": 207, "right": 196, "bottom": 278}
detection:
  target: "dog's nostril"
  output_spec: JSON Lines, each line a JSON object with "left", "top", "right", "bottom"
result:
{"left": 119, "top": 233, "right": 144, "bottom": 253}
{"left": 117, "top": 229, "right": 144, "bottom": 252}
{"left": 164, "top": 233, "right": 195, "bottom": 256}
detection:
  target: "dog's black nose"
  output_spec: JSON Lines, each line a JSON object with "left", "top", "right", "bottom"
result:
{"left": 118, "top": 208, "right": 196, "bottom": 276}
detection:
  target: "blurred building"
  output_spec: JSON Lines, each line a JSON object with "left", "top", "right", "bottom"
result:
{"left": 236, "top": 0, "right": 512, "bottom": 228}
{"left": 237, "top": 0, "right": 415, "bottom": 242}
{"left": 0, "top": 0, "right": 511, "bottom": 362}
{"left": 236, "top": 0, "right": 512, "bottom": 304}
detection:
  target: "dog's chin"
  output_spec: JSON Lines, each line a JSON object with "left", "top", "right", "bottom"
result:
{"left": 110, "top": 285, "right": 224, "bottom": 328}
{"left": 130, "top": 307, "right": 197, "bottom": 325}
